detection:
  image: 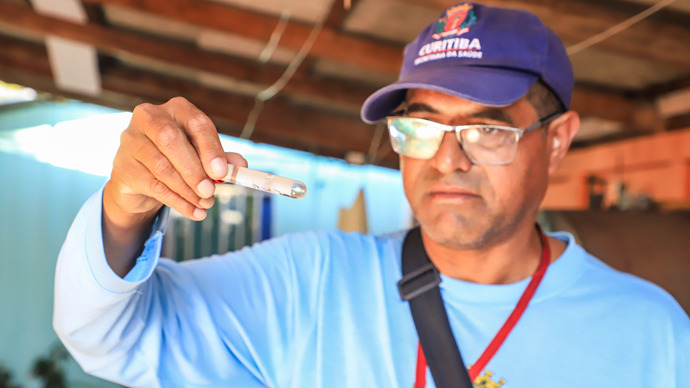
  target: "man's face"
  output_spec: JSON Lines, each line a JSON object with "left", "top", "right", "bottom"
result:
{"left": 399, "top": 89, "right": 552, "bottom": 250}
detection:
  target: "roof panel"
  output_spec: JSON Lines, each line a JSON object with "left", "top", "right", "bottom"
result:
{"left": 571, "top": 48, "right": 686, "bottom": 90}
{"left": 207, "top": 0, "right": 330, "bottom": 24}
{"left": 343, "top": 0, "right": 438, "bottom": 44}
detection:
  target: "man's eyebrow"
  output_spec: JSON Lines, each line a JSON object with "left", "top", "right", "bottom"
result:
{"left": 403, "top": 103, "right": 439, "bottom": 115}
{"left": 470, "top": 109, "right": 514, "bottom": 125}
{"left": 402, "top": 102, "right": 515, "bottom": 125}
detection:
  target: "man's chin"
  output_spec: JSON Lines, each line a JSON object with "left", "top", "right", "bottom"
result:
{"left": 421, "top": 216, "right": 492, "bottom": 251}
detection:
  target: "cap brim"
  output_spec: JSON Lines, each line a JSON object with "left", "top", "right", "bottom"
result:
{"left": 360, "top": 66, "right": 538, "bottom": 124}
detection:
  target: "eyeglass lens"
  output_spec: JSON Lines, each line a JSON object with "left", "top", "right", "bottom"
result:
{"left": 388, "top": 118, "right": 521, "bottom": 165}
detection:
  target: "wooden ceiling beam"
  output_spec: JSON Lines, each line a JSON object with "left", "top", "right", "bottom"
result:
{"left": 0, "top": 1, "right": 655, "bottom": 127}
{"left": 82, "top": 0, "right": 403, "bottom": 75}
{"left": 0, "top": 1, "right": 374, "bottom": 112}
{"left": 571, "top": 88, "right": 636, "bottom": 126}
{"left": 0, "top": 57, "right": 143, "bottom": 116}
{"left": 293, "top": 0, "right": 362, "bottom": 79}
{"left": 0, "top": 33, "right": 399, "bottom": 166}
{"left": 73, "top": 0, "right": 668, "bottom": 127}
{"left": 323, "top": 0, "right": 362, "bottom": 30}
{"left": 86, "top": 0, "right": 690, "bottom": 71}
{"left": 99, "top": 67, "right": 378, "bottom": 157}
{"left": 0, "top": 24, "right": 652, "bottom": 140}
{"left": 0, "top": 0, "right": 669, "bottom": 144}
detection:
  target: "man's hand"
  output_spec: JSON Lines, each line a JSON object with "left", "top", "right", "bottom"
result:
{"left": 102, "top": 97, "right": 247, "bottom": 276}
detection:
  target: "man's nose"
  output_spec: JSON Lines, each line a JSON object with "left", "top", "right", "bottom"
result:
{"left": 430, "top": 132, "right": 473, "bottom": 173}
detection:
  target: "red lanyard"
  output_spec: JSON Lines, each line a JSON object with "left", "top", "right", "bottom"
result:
{"left": 415, "top": 229, "right": 551, "bottom": 387}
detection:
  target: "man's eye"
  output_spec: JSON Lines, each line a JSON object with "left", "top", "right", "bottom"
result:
{"left": 478, "top": 126, "right": 499, "bottom": 135}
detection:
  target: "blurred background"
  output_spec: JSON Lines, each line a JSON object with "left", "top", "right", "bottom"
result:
{"left": 1, "top": 0, "right": 689, "bottom": 387}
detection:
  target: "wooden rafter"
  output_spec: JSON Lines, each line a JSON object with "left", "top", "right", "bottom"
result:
{"left": 82, "top": 0, "right": 403, "bottom": 74}
{"left": 0, "top": 1, "right": 376, "bottom": 112}
{"left": 0, "top": 32, "right": 398, "bottom": 167}
{"left": 0, "top": 1, "right": 648, "bottom": 124}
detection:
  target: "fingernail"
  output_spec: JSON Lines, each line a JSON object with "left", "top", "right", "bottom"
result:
{"left": 199, "top": 197, "right": 215, "bottom": 209}
{"left": 211, "top": 157, "right": 227, "bottom": 179}
{"left": 193, "top": 208, "right": 207, "bottom": 220}
{"left": 197, "top": 179, "right": 215, "bottom": 198}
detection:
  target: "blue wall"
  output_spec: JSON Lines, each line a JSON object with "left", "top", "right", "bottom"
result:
{"left": 0, "top": 100, "right": 119, "bottom": 131}
{"left": 0, "top": 151, "right": 119, "bottom": 387}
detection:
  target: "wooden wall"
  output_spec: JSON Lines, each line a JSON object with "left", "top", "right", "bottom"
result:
{"left": 543, "top": 128, "right": 690, "bottom": 210}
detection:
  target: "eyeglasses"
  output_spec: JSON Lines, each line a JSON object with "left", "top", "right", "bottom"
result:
{"left": 386, "top": 112, "right": 561, "bottom": 165}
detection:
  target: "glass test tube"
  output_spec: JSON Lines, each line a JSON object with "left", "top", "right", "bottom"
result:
{"left": 216, "top": 165, "right": 307, "bottom": 199}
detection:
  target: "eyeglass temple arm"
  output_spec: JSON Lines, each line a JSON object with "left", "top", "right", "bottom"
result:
{"left": 524, "top": 111, "right": 562, "bottom": 133}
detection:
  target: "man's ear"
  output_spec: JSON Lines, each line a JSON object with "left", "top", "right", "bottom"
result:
{"left": 547, "top": 110, "right": 580, "bottom": 176}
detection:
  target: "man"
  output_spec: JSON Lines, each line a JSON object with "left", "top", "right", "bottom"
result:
{"left": 54, "top": 2, "right": 689, "bottom": 387}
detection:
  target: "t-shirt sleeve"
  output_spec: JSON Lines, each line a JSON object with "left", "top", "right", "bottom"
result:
{"left": 53, "top": 187, "right": 331, "bottom": 387}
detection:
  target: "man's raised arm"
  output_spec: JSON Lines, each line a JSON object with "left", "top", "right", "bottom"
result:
{"left": 100, "top": 97, "right": 246, "bottom": 277}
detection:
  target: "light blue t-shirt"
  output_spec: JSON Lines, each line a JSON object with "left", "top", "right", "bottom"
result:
{"left": 54, "top": 189, "right": 690, "bottom": 387}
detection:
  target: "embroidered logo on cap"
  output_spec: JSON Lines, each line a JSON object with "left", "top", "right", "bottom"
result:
{"left": 415, "top": 4, "right": 482, "bottom": 66}
{"left": 432, "top": 3, "right": 476, "bottom": 39}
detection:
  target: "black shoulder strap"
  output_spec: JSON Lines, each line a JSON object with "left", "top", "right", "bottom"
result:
{"left": 398, "top": 227, "right": 473, "bottom": 388}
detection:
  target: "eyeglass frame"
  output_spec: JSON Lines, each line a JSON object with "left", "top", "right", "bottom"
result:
{"left": 385, "top": 111, "right": 563, "bottom": 165}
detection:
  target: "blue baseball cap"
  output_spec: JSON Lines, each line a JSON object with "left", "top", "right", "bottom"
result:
{"left": 360, "top": 2, "right": 573, "bottom": 124}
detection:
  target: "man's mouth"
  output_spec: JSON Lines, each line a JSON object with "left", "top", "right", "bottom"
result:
{"left": 428, "top": 186, "right": 480, "bottom": 201}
